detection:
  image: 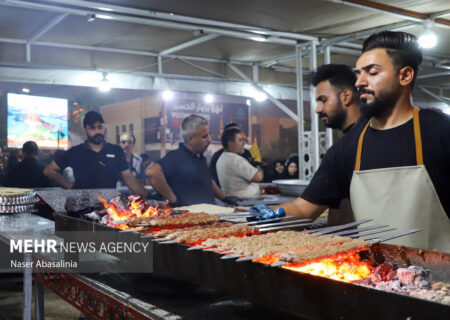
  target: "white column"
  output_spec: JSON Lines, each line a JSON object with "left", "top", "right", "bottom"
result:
{"left": 309, "top": 40, "right": 319, "bottom": 172}
{"left": 296, "top": 44, "right": 305, "bottom": 180}
{"left": 324, "top": 46, "right": 333, "bottom": 149}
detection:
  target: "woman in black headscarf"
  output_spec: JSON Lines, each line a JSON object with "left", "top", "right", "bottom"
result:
{"left": 283, "top": 156, "right": 299, "bottom": 179}
{"left": 270, "top": 159, "right": 285, "bottom": 181}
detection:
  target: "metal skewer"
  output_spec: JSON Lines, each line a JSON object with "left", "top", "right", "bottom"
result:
{"left": 258, "top": 222, "right": 316, "bottom": 232}
{"left": 348, "top": 227, "right": 396, "bottom": 239}
{"left": 238, "top": 216, "right": 296, "bottom": 225}
{"left": 366, "top": 229, "right": 421, "bottom": 243}
{"left": 306, "top": 219, "right": 372, "bottom": 235}
{"left": 221, "top": 254, "right": 240, "bottom": 260}
{"left": 251, "top": 218, "right": 313, "bottom": 229}
{"left": 235, "top": 255, "right": 258, "bottom": 262}
{"left": 324, "top": 224, "right": 388, "bottom": 237}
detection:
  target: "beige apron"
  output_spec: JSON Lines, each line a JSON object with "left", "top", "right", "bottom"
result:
{"left": 350, "top": 107, "right": 450, "bottom": 252}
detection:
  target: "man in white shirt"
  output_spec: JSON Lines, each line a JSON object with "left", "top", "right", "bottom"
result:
{"left": 216, "top": 128, "right": 263, "bottom": 197}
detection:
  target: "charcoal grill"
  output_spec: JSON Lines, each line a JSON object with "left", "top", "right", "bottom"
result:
{"left": 54, "top": 212, "right": 450, "bottom": 320}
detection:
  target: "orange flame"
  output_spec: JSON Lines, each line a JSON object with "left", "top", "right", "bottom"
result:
{"left": 103, "top": 196, "right": 166, "bottom": 230}
{"left": 97, "top": 196, "right": 108, "bottom": 208}
{"left": 282, "top": 249, "right": 373, "bottom": 282}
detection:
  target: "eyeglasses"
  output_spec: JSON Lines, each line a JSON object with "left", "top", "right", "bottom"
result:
{"left": 120, "top": 140, "right": 133, "bottom": 145}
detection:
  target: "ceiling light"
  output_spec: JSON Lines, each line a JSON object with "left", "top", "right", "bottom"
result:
{"left": 253, "top": 91, "right": 267, "bottom": 102}
{"left": 98, "top": 73, "right": 111, "bottom": 92}
{"left": 162, "top": 90, "right": 174, "bottom": 101}
{"left": 204, "top": 94, "right": 214, "bottom": 103}
{"left": 418, "top": 22, "right": 437, "bottom": 49}
{"left": 22, "top": 88, "right": 30, "bottom": 93}
{"left": 444, "top": 108, "right": 450, "bottom": 116}
{"left": 246, "top": 99, "right": 251, "bottom": 106}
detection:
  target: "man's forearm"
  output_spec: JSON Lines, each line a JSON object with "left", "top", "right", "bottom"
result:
{"left": 278, "top": 197, "right": 327, "bottom": 220}
{"left": 45, "top": 170, "right": 72, "bottom": 189}
{"left": 124, "top": 176, "right": 149, "bottom": 198}
{"left": 146, "top": 164, "right": 177, "bottom": 203}
{"left": 212, "top": 180, "right": 225, "bottom": 200}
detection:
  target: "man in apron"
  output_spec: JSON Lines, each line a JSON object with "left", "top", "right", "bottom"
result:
{"left": 278, "top": 31, "right": 450, "bottom": 252}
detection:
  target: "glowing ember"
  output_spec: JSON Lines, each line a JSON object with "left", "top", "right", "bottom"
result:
{"left": 102, "top": 195, "right": 166, "bottom": 230}
{"left": 282, "top": 250, "right": 373, "bottom": 282}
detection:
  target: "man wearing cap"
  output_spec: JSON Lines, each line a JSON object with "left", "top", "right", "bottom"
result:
{"left": 44, "top": 111, "right": 149, "bottom": 197}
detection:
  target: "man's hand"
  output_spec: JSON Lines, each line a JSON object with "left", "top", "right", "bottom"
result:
{"left": 249, "top": 203, "right": 285, "bottom": 220}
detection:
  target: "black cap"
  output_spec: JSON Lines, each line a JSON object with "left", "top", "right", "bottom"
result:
{"left": 83, "top": 111, "right": 104, "bottom": 128}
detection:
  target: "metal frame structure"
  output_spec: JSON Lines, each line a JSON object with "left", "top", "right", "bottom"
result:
{"left": 0, "top": 0, "right": 449, "bottom": 175}
{"left": 33, "top": 272, "right": 155, "bottom": 320}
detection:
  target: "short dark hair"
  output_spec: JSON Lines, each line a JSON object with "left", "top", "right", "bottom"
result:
{"left": 22, "top": 141, "right": 38, "bottom": 156}
{"left": 224, "top": 122, "right": 239, "bottom": 130}
{"left": 311, "top": 64, "right": 357, "bottom": 95}
{"left": 221, "top": 128, "right": 241, "bottom": 149}
{"left": 83, "top": 111, "right": 104, "bottom": 128}
{"left": 362, "top": 31, "right": 422, "bottom": 89}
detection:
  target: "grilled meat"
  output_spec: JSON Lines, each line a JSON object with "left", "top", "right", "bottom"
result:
{"left": 127, "top": 212, "right": 220, "bottom": 227}
{"left": 153, "top": 222, "right": 233, "bottom": 238}
{"left": 278, "top": 239, "right": 369, "bottom": 263}
{"left": 166, "top": 224, "right": 257, "bottom": 244}
{"left": 202, "top": 231, "right": 357, "bottom": 258}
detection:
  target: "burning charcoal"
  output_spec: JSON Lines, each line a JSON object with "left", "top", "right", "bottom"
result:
{"left": 110, "top": 195, "right": 129, "bottom": 212}
{"left": 370, "top": 272, "right": 382, "bottom": 283}
{"left": 397, "top": 268, "right": 417, "bottom": 286}
{"left": 145, "top": 199, "right": 162, "bottom": 208}
{"left": 407, "top": 266, "right": 430, "bottom": 280}
{"left": 414, "top": 277, "right": 431, "bottom": 289}
{"left": 373, "top": 263, "right": 397, "bottom": 282}
{"left": 90, "top": 197, "right": 107, "bottom": 211}
{"left": 387, "top": 280, "right": 403, "bottom": 292}
{"left": 64, "top": 193, "right": 91, "bottom": 217}
{"left": 85, "top": 210, "right": 101, "bottom": 222}
{"left": 397, "top": 266, "right": 431, "bottom": 287}
{"left": 100, "top": 214, "right": 109, "bottom": 225}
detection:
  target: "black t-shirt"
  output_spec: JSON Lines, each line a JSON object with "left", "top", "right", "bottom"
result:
{"left": 157, "top": 143, "right": 215, "bottom": 205}
{"left": 55, "top": 142, "right": 128, "bottom": 189}
{"left": 6, "top": 157, "right": 52, "bottom": 188}
{"left": 302, "top": 108, "right": 450, "bottom": 218}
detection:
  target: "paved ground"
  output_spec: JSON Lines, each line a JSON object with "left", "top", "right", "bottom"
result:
{"left": 0, "top": 276, "right": 81, "bottom": 320}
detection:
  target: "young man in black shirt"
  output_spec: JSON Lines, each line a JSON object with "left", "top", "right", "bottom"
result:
{"left": 44, "top": 111, "right": 149, "bottom": 197}
{"left": 278, "top": 31, "right": 450, "bottom": 252}
{"left": 6, "top": 141, "right": 52, "bottom": 188}
{"left": 311, "top": 64, "right": 361, "bottom": 226}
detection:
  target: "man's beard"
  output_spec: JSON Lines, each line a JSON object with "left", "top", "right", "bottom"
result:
{"left": 87, "top": 133, "right": 105, "bottom": 145}
{"left": 318, "top": 100, "right": 346, "bottom": 130}
{"left": 358, "top": 85, "right": 400, "bottom": 119}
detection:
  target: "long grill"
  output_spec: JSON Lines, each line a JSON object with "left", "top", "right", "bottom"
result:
{"left": 53, "top": 205, "right": 450, "bottom": 320}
